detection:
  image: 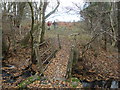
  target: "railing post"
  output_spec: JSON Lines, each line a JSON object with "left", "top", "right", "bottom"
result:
{"left": 51, "top": 39, "right": 56, "bottom": 58}
{"left": 66, "top": 45, "right": 74, "bottom": 79}
{"left": 57, "top": 34, "right": 61, "bottom": 49}
{"left": 66, "top": 35, "right": 79, "bottom": 79}
{"left": 73, "top": 35, "right": 79, "bottom": 64}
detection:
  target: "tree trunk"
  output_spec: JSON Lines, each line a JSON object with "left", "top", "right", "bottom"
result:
{"left": 104, "top": 32, "right": 107, "bottom": 51}
{"left": 28, "top": 2, "right": 35, "bottom": 64}
{"left": 117, "top": 2, "right": 120, "bottom": 83}
{"left": 16, "top": 2, "right": 26, "bottom": 28}
{"left": 101, "top": 13, "right": 107, "bottom": 51}
{"left": 40, "top": 0, "right": 60, "bottom": 43}
{"left": 40, "top": 2, "right": 48, "bottom": 43}
{"left": 2, "top": 36, "right": 9, "bottom": 59}
{"left": 21, "top": 23, "right": 40, "bottom": 46}
{"left": 117, "top": 2, "right": 120, "bottom": 54}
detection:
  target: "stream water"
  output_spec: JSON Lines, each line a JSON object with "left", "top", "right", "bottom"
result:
{"left": 81, "top": 80, "right": 119, "bottom": 88}
{"left": 73, "top": 66, "right": 119, "bottom": 88}
{"left": 2, "top": 63, "right": 33, "bottom": 83}
{"left": 2, "top": 63, "right": 120, "bottom": 88}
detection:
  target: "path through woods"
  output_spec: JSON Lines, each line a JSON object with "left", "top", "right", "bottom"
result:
{"left": 44, "top": 37, "right": 71, "bottom": 80}
{"left": 28, "top": 37, "right": 82, "bottom": 88}
{"left": 2, "top": 36, "right": 83, "bottom": 88}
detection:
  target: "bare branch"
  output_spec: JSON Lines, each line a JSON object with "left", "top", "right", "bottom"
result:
{"left": 45, "top": 0, "right": 60, "bottom": 19}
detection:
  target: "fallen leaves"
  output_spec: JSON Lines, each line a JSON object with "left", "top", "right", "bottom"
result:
{"left": 75, "top": 42, "right": 120, "bottom": 82}
{"left": 27, "top": 38, "right": 83, "bottom": 88}
{"left": 44, "top": 39, "right": 71, "bottom": 79}
{"left": 28, "top": 78, "right": 82, "bottom": 88}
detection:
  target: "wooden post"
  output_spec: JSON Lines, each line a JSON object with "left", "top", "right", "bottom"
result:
{"left": 66, "top": 46, "right": 74, "bottom": 79}
{"left": 9, "top": 15, "right": 16, "bottom": 51}
{"left": 73, "top": 36, "right": 79, "bottom": 64}
{"left": 57, "top": 34, "right": 61, "bottom": 49}
{"left": 66, "top": 35, "right": 79, "bottom": 79}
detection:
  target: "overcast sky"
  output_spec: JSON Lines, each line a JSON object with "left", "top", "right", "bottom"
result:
{"left": 44, "top": 0, "right": 84, "bottom": 22}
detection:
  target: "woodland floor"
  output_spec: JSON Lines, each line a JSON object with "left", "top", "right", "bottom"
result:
{"left": 44, "top": 38, "right": 71, "bottom": 79}
{"left": 75, "top": 44, "right": 119, "bottom": 82}
{"left": 1, "top": 34, "right": 120, "bottom": 88}
{"left": 28, "top": 38, "right": 82, "bottom": 88}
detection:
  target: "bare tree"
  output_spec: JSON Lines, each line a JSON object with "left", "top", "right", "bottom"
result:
{"left": 40, "top": 0, "right": 60, "bottom": 43}
{"left": 21, "top": 0, "right": 60, "bottom": 45}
